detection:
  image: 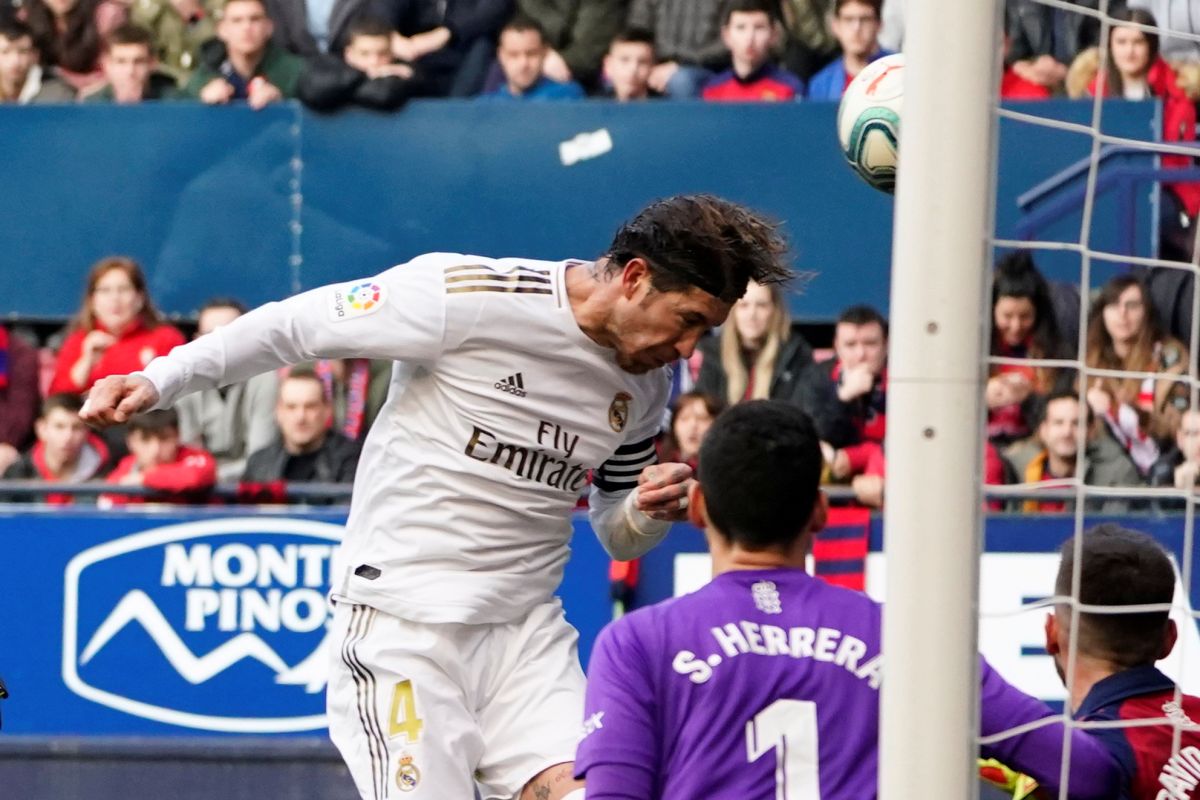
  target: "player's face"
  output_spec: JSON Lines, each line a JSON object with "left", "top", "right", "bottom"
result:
{"left": 36, "top": 408, "right": 88, "bottom": 463}
{"left": 722, "top": 11, "right": 774, "bottom": 69}
{"left": 497, "top": 29, "right": 545, "bottom": 92}
{"left": 345, "top": 34, "right": 392, "bottom": 73}
{"left": 1111, "top": 26, "right": 1151, "bottom": 80}
{"left": 276, "top": 378, "right": 331, "bottom": 449}
{"left": 733, "top": 281, "right": 775, "bottom": 350}
{"left": 219, "top": 0, "right": 273, "bottom": 57}
{"left": 0, "top": 35, "right": 37, "bottom": 92}
{"left": 604, "top": 42, "right": 653, "bottom": 101}
{"left": 993, "top": 295, "right": 1036, "bottom": 348}
{"left": 1102, "top": 285, "right": 1146, "bottom": 348}
{"left": 1177, "top": 411, "right": 1200, "bottom": 463}
{"left": 128, "top": 428, "right": 181, "bottom": 470}
{"left": 196, "top": 305, "right": 241, "bottom": 338}
{"left": 91, "top": 267, "right": 144, "bottom": 333}
{"left": 673, "top": 398, "right": 715, "bottom": 461}
{"left": 103, "top": 44, "right": 153, "bottom": 102}
{"left": 611, "top": 280, "right": 731, "bottom": 375}
{"left": 1040, "top": 397, "right": 1083, "bottom": 460}
{"left": 834, "top": 321, "right": 886, "bottom": 374}
{"left": 832, "top": 1, "right": 880, "bottom": 58}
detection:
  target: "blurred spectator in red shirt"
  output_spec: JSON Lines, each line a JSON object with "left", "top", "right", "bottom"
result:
{"left": 50, "top": 256, "right": 186, "bottom": 396}
{"left": 101, "top": 408, "right": 216, "bottom": 506}
{"left": 3, "top": 393, "right": 111, "bottom": 503}
{"left": 22, "top": 0, "right": 126, "bottom": 92}
{"left": 0, "top": 325, "right": 39, "bottom": 475}
{"left": 702, "top": 0, "right": 804, "bottom": 102}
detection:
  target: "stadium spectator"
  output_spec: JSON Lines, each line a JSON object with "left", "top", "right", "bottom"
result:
{"left": 696, "top": 280, "right": 812, "bottom": 406}
{"left": 701, "top": 0, "right": 805, "bottom": 102}
{"left": 482, "top": 15, "right": 583, "bottom": 100}
{"left": 1083, "top": 7, "right": 1200, "bottom": 220}
{"left": 576, "top": 400, "right": 1121, "bottom": 799}
{"left": 806, "top": 0, "right": 893, "bottom": 101}
{"left": 0, "top": 19, "right": 75, "bottom": 101}
{"left": 1006, "top": 0, "right": 1100, "bottom": 93}
{"left": 628, "top": 0, "right": 726, "bottom": 98}
{"left": 1130, "top": 0, "right": 1200, "bottom": 63}
{"left": 1006, "top": 390, "right": 1141, "bottom": 513}
{"left": 285, "top": 357, "right": 390, "bottom": 442}
{"left": 2, "top": 393, "right": 111, "bottom": 503}
{"left": 0, "top": 326, "right": 41, "bottom": 474}
{"left": 797, "top": 304, "right": 888, "bottom": 507}
{"left": 656, "top": 390, "right": 724, "bottom": 470}
{"left": 600, "top": 26, "right": 654, "bottom": 101}
{"left": 263, "top": 0, "right": 378, "bottom": 56}
{"left": 128, "top": 0, "right": 220, "bottom": 84}
{"left": 387, "top": 0, "right": 512, "bottom": 97}
{"left": 101, "top": 408, "right": 216, "bottom": 506}
{"left": 987, "top": 251, "right": 1069, "bottom": 447}
{"left": 1084, "top": 274, "right": 1188, "bottom": 476}
{"left": 1148, "top": 407, "right": 1200, "bottom": 496}
{"left": 1001, "top": 32, "right": 1051, "bottom": 99}
{"left": 297, "top": 16, "right": 416, "bottom": 111}
{"left": 1044, "top": 524, "right": 1200, "bottom": 799}
{"left": 22, "top": 0, "right": 127, "bottom": 92}
{"left": 49, "top": 256, "right": 186, "bottom": 396}
{"left": 242, "top": 370, "right": 360, "bottom": 484}
{"left": 514, "top": 0, "right": 623, "bottom": 91}
{"left": 184, "top": 0, "right": 303, "bottom": 107}
{"left": 777, "top": 0, "right": 837, "bottom": 82}
{"left": 175, "top": 298, "right": 279, "bottom": 482}
{"left": 82, "top": 24, "right": 180, "bottom": 102}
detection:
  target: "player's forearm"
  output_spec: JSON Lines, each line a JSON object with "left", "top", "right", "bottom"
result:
{"left": 589, "top": 487, "right": 670, "bottom": 561}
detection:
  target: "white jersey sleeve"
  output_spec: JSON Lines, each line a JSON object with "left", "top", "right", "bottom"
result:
{"left": 138, "top": 256, "right": 447, "bottom": 409}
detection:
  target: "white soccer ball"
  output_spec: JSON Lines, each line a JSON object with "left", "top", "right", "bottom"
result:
{"left": 837, "top": 53, "right": 904, "bottom": 193}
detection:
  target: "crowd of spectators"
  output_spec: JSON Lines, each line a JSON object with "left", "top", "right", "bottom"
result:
{"left": 3, "top": 0, "right": 1197, "bottom": 108}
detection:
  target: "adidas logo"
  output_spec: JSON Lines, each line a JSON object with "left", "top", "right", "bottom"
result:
{"left": 494, "top": 373, "right": 527, "bottom": 398}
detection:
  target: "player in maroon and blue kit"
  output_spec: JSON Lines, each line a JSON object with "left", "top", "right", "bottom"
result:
{"left": 1046, "top": 525, "right": 1200, "bottom": 800}
{"left": 575, "top": 400, "right": 1120, "bottom": 799}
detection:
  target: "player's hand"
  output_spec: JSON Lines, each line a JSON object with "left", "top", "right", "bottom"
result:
{"left": 636, "top": 462, "right": 695, "bottom": 522}
{"left": 199, "top": 78, "right": 235, "bottom": 105}
{"left": 80, "top": 374, "right": 160, "bottom": 427}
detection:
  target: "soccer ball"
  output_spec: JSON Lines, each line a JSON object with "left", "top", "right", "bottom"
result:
{"left": 837, "top": 53, "right": 904, "bottom": 193}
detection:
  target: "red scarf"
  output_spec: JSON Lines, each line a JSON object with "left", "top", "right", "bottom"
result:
{"left": 315, "top": 359, "right": 371, "bottom": 440}
{"left": 0, "top": 326, "right": 8, "bottom": 389}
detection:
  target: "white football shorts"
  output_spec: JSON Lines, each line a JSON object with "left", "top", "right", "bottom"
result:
{"left": 327, "top": 600, "right": 586, "bottom": 800}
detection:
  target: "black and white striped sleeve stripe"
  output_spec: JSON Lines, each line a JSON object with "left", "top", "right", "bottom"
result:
{"left": 593, "top": 437, "right": 657, "bottom": 493}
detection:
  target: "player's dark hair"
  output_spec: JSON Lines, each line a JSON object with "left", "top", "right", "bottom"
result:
{"left": 346, "top": 16, "right": 395, "bottom": 42}
{"left": 103, "top": 23, "right": 153, "bottom": 53}
{"left": 609, "top": 27, "right": 655, "bottom": 50}
{"left": 500, "top": 14, "right": 545, "bottom": 43}
{"left": 1055, "top": 524, "right": 1175, "bottom": 668}
{"left": 698, "top": 400, "right": 822, "bottom": 550}
{"left": 41, "top": 392, "right": 84, "bottom": 419}
{"left": 835, "top": 0, "right": 881, "bottom": 16}
{"left": 837, "top": 304, "right": 887, "bottom": 334}
{"left": 128, "top": 409, "right": 180, "bottom": 437}
{"left": 604, "top": 194, "right": 792, "bottom": 304}
{"left": 0, "top": 19, "right": 34, "bottom": 44}
{"left": 722, "top": 0, "right": 779, "bottom": 25}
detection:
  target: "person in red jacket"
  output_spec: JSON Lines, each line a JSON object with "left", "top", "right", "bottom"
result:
{"left": 49, "top": 256, "right": 185, "bottom": 396}
{"left": 1087, "top": 7, "right": 1200, "bottom": 218}
{"left": 101, "top": 408, "right": 215, "bottom": 506}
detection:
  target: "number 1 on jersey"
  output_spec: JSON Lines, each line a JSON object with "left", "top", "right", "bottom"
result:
{"left": 746, "top": 699, "right": 820, "bottom": 799}
{"left": 388, "top": 679, "right": 424, "bottom": 743}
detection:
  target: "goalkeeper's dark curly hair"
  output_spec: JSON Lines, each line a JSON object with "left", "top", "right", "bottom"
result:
{"left": 603, "top": 194, "right": 793, "bottom": 304}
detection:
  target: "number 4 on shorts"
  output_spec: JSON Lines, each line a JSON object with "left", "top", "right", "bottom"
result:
{"left": 389, "top": 679, "right": 424, "bottom": 743}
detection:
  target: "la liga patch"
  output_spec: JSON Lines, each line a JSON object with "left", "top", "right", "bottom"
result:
{"left": 328, "top": 280, "right": 387, "bottom": 322}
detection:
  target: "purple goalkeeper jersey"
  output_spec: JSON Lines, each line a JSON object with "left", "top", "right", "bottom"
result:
{"left": 575, "top": 568, "right": 1120, "bottom": 800}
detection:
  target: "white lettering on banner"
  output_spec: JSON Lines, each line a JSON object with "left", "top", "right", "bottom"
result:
{"left": 673, "top": 551, "right": 1200, "bottom": 703}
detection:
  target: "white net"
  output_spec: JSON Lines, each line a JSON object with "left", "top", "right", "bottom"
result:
{"left": 975, "top": 1, "right": 1200, "bottom": 796}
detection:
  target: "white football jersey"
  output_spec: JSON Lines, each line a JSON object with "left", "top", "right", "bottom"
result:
{"left": 140, "top": 254, "right": 669, "bottom": 623}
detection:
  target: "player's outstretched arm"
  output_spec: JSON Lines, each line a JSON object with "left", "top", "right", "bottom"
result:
{"left": 80, "top": 374, "right": 161, "bottom": 427}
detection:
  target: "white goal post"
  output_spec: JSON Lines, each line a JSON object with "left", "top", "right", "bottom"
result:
{"left": 880, "top": 0, "right": 1004, "bottom": 797}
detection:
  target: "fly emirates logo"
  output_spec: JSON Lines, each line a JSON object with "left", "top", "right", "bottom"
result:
{"left": 464, "top": 419, "right": 592, "bottom": 493}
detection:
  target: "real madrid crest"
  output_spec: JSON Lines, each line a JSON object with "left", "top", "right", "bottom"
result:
{"left": 608, "top": 391, "right": 632, "bottom": 433}
{"left": 396, "top": 754, "right": 421, "bottom": 793}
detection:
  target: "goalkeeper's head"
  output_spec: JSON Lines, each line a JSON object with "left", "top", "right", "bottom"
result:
{"left": 1046, "top": 524, "right": 1176, "bottom": 688}
{"left": 687, "top": 400, "right": 826, "bottom": 570}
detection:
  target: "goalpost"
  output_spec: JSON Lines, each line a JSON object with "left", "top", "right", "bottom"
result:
{"left": 880, "top": 0, "right": 1002, "bottom": 796}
